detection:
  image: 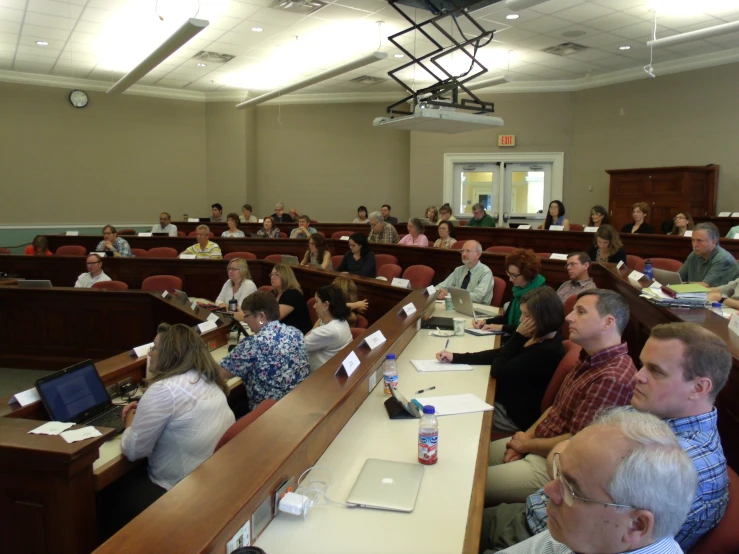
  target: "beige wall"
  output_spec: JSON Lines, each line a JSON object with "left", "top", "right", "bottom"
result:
{"left": 206, "top": 102, "right": 247, "bottom": 218}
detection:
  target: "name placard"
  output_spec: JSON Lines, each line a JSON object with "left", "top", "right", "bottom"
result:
{"left": 391, "top": 277, "right": 411, "bottom": 289}
{"left": 628, "top": 270, "right": 645, "bottom": 281}
{"left": 718, "top": 212, "right": 731, "bottom": 217}
{"left": 340, "top": 236, "right": 350, "bottom": 241}
{"left": 684, "top": 230, "right": 693, "bottom": 238}
{"left": 191, "top": 301, "right": 199, "bottom": 311}
{"left": 9, "top": 387, "right": 41, "bottom": 407}
{"left": 584, "top": 226, "right": 598, "bottom": 233}
{"left": 207, "top": 313, "right": 220, "bottom": 323}
{"left": 180, "top": 254, "right": 196, "bottom": 260}
{"left": 131, "top": 342, "right": 154, "bottom": 358}
{"left": 425, "top": 285, "right": 437, "bottom": 295}
{"left": 398, "top": 303, "right": 417, "bottom": 316}
{"left": 65, "top": 231, "right": 79, "bottom": 236}
{"left": 617, "top": 261, "right": 625, "bottom": 270}
{"left": 732, "top": 212, "right": 739, "bottom": 218}
{"left": 188, "top": 218, "right": 200, "bottom": 222}
{"left": 161, "top": 290, "right": 169, "bottom": 298}
{"left": 138, "top": 232, "right": 152, "bottom": 237}
{"left": 362, "top": 330, "right": 387, "bottom": 350}
{"left": 549, "top": 225, "right": 565, "bottom": 231}
{"left": 517, "top": 224, "right": 531, "bottom": 230}
{"left": 550, "top": 253, "right": 568, "bottom": 260}
{"left": 197, "top": 320, "right": 218, "bottom": 334}
{"left": 729, "top": 313, "right": 739, "bottom": 337}
{"left": 336, "top": 351, "right": 361, "bottom": 377}
{"left": 258, "top": 218, "right": 264, "bottom": 223}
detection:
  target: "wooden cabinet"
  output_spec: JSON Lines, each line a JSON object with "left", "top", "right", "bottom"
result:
{"left": 607, "top": 165, "right": 719, "bottom": 232}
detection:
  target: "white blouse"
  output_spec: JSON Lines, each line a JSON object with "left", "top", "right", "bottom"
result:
{"left": 216, "top": 279, "right": 257, "bottom": 307}
{"left": 121, "top": 369, "right": 234, "bottom": 490}
{"left": 304, "top": 319, "right": 352, "bottom": 372}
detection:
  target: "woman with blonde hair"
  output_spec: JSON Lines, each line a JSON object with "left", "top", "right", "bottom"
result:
{"left": 216, "top": 258, "right": 257, "bottom": 310}
{"left": 332, "top": 275, "right": 368, "bottom": 327}
{"left": 268, "top": 263, "right": 312, "bottom": 334}
{"left": 425, "top": 206, "right": 439, "bottom": 224}
{"left": 589, "top": 224, "right": 627, "bottom": 264}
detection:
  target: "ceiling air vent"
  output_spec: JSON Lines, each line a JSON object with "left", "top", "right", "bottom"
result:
{"left": 350, "top": 75, "right": 387, "bottom": 85}
{"left": 269, "top": 0, "right": 327, "bottom": 15}
{"left": 542, "top": 42, "right": 588, "bottom": 56}
{"left": 191, "top": 51, "right": 235, "bottom": 64}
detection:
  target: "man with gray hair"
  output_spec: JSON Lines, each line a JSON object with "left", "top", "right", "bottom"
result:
{"left": 466, "top": 202, "right": 496, "bottom": 227}
{"left": 500, "top": 409, "right": 697, "bottom": 554}
{"left": 271, "top": 202, "right": 292, "bottom": 224}
{"left": 436, "top": 240, "right": 493, "bottom": 304}
{"left": 678, "top": 222, "right": 738, "bottom": 287}
{"left": 367, "top": 211, "right": 399, "bottom": 244}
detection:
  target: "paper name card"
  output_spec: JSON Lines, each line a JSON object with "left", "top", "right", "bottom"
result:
{"left": 191, "top": 301, "right": 199, "bottom": 311}
{"left": 131, "top": 342, "right": 154, "bottom": 358}
{"left": 649, "top": 281, "right": 663, "bottom": 290}
{"left": 584, "top": 226, "right": 598, "bottom": 233}
{"left": 729, "top": 313, "right": 739, "bottom": 337}
{"left": 718, "top": 212, "right": 731, "bottom": 217}
{"left": 617, "top": 261, "right": 625, "bottom": 269}
{"left": 188, "top": 217, "right": 200, "bottom": 222}
{"left": 550, "top": 253, "right": 568, "bottom": 260}
{"left": 138, "top": 232, "right": 152, "bottom": 237}
{"left": 399, "top": 303, "right": 417, "bottom": 316}
{"left": 340, "top": 236, "right": 350, "bottom": 241}
{"left": 391, "top": 277, "right": 411, "bottom": 289}
{"left": 180, "top": 254, "right": 196, "bottom": 260}
{"left": 65, "top": 231, "right": 79, "bottom": 236}
{"left": 628, "top": 270, "right": 645, "bottom": 281}
{"left": 683, "top": 230, "right": 693, "bottom": 238}
{"left": 362, "top": 330, "right": 387, "bottom": 350}
{"left": 161, "top": 290, "right": 169, "bottom": 298}
{"left": 197, "top": 320, "right": 218, "bottom": 334}
{"left": 425, "top": 285, "right": 436, "bottom": 295}
{"left": 549, "top": 225, "right": 565, "bottom": 231}
{"left": 207, "top": 313, "right": 220, "bottom": 323}
{"left": 258, "top": 218, "right": 264, "bottom": 223}
{"left": 336, "top": 351, "right": 361, "bottom": 377}
{"left": 61, "top": 427, "right": 103, "bottom": 443}
{"left": 9, "top": 387, "right": 41, "bottom": 407}
{"left": 732, "top": 212, "right": 739, "bottom": 218}
{"left": 29, "top": 421, "right": 74, "bottom": 435}
{"left": 517, "top": 224, "right": 531, "bottom": 230}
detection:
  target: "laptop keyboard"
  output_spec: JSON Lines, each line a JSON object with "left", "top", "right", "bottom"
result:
{"left": 474, "top": 309, "right": 495, "bottom": 317}
{"left": 85, "top": 405, "right": 125, "bottom": 433}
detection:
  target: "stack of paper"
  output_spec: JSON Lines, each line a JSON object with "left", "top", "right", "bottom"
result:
{"left": 415, "top": 393, "right": 493, "bottom": 416}
{"left": 411, "top": 360, "right": 473, "bottom": 372}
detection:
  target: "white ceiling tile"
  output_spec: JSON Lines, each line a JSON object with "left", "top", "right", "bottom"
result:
{"left": 513, "top": 34, "right": 566, "bottom": 50}
{"left": 230, "top": 19, "right": 283, "bottom": 37}
{"left": 705, "top": 30, "right": 739, "bottom": 45}
{"left": 584, "top": 12, "right": 645, "bottom": 33}
{"left": 310, "top": 4, "right": 371, "bottom": 22}
{"left": 673, "top": 18, "right": 729, "bottom": 33}
{"left": 204, "top": 40, "right": 247, "bottom": 55}
{"left": 573, "top": 31, "right": 630, "bottom": 48}
{"left": 220, "top": 1, "right": 262, "bottom": 19}
{"left": 0, "top": 17, "right": 18, "bottom": 33}
{"left": 334, "top": 0, "right": 386, "bottom": 13}
{"left": 14, "top": 51, "right": 55, "bottom": 64}
{"left": 612, "top": 22, "right": 671, "bottom": 40}
{"left": 79, "top": 7, "right": 118, "bottom": 24}
{"left": 529, "top": 0, "right": 583, "bottom": 16}
{"left": 0, "top": 29, "right": 16, "bottom": 43}
{"left": 13, "top": 60, "right": 54, "bottom": 72}
{"left": 591, "top": 0, "right": 643, "bottom": 9}
{"left": 552, "top": 3, "right": 615, "bottom": 24}
{"left": 54, "top": 57, "right": 95, "bottom": 69}
{"left": 0, "top": 58, "right": 12, "bottom": 69}
{"left": 0, "top": 0, "right": 26, "bottom": 9}
{"left": 246, "top": 8, "right": 305, "bottom": 27}
{"left": 86, "top": 0, "right": 127, "bottom": 10}
{"left": 21, "top": 23, "right": 71, "bottom": 41}
{"left": 552, "top": 23, "right": 602, "bottom": 41}
{"left": 183, "top": 37, "right": 213, "bottom": 50}
{"left": 57, "top": 49, "right": 97, "bottom": 62}
{"left": 68, "top": 30, "right": 96, "bottom": 44}
{"left": 24, "top": 12, "right": 76, "bottom": 31}
{"left": 655, "top": 13, "right": 719, "bottom": 30}
{"left": 0, "top": 40, "right": 15, "bottom": 52}
{"left": 27, "top": 0, "right": 82, "bottom": 19}
{"left": 565, "top": 46, "right": 613, "bottom": 61}
{"left": 194, "top": 26, "right": 228, "bottom": 41}
{"left": 515, "top": 16, "right": 574, "bottom": 34}
{"left": 73, "top": 20, "right": 105, "bottom": 34}
{"left": 491, "top": 26, "right": 537, "bottom": 44}
{"left": 209, "top": 14, "right": 247, "bottom": 31}
{"left": 0, "top": 6, "right": 23, "bottom": 22}
{"left": 217, "top": 30, "right": 269, "bottom": 47}
{"left": 17, "top": 43, "right": 61, "bottom": 58}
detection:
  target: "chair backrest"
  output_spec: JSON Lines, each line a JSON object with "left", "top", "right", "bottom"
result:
{"left": 355, "top": 314, "right": 369, "bottom": 329}
{"left": 188, "top": 231, "right": 214, "bottom": 238}
{"left": 690, "top": 466, "right": 739, "bottom": 554}
{"left": 331, "top": 255, "right": 342, "bottom": 270}
{"left": 224, "top": 251, "right": 257, "bottom": 260}
{"left": 147, "top": 247, "right": 178, "bottom": 258}
{"left": 377, "top": 263, "right": 402, "bottom": 281}
{"left": 258, "top": 285, "right": 273, "bottom": 293}
{"left": 91, "top": 280, "right": 129, "bottom": 291}
{"left": 535, "top": 252, "right": 552, "bottom": 258}
{"left": 117, "top": 228, "right": 136, "bottom": 236}
{"left": 307, "top": 297, "right": 318, "bottom": 325}
{"left": 402, "top": 265, "right": 435, "bottom": 289}
{"left": 541, "top": 340, "right": 581, "bottom": 411}
{"left": 177, "top": 231, "right": 186, "bottom": 237}
{"left": 131, "top": 248, "right": 148, "bottom": 258}
{"left": 350, "top": 328, "right": 366, "bottom": 340}
{"left": 649, "top": 257, "right": 683, "bottom": 272}
{"left": 451, "top": 240, "right": 466, "bottom": 249}
{"left": 569, "top": 223, "right": 584, "bottom": 231}
{"left": 141, "top": 275, "right": 183, "bottom": 293}
{"left": 0, "top": 247, "right": 10, "bottom": 254}
{"left": 331, "top": 231, "right": 354, "bottom": 239}
{"left": 214, "top": 399, "right": 278, "bottom": 452}
{"left": 278, "top": 232, "right": 288, "bottom": 238}
{"left": 55, "top": 245, "right": 87, "bottom": 256}
{"left": 375, "top": 254, "right": 398, "bottom": 269}
{"left": 458, "top": 220, "right": 467, "bottom": 226}
{"left": 561, "top": 294, "right": 579, "bottom": 340}
{"left": 491, "top": 276, "right": 507, "bottom": 308}
{"left": 264, "top": 254, "right": 282, "bottom": 263}
{"left": 486, "top": 245, "right": 516, "bottom": 254}
{"left": 626, "top": 255, "right": 645, "bottom": 272}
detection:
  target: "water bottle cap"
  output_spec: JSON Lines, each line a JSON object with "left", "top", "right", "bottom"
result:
{"left": 386, "top": 353, "right": 396, "bottom": 360}
{"left": 645, "top": 259, "right": 652, "bottom": 264}
{"left": 712, "top": 302, "right": 722, "bottom": 308}
{"left": 423, "top": 405, "right": 435, "bottom": 415}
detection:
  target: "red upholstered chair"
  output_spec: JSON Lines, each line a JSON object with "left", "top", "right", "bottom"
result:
{"left": 141, "top": 275, "right": 183, "bottom": 293}
{"left": 569, "top": 223, "right": 584, "bottom": 231}
{"left": 626, "top": 255, "right": 645, "bottom": 271}
{"left": 118, "top": 228, "right": 136, "bottom": 235}
{"left": 55, "top": 245, "right": 87, "bottom": 256}
{"left": 331, "top": 255, "right": 343, "bottom": 270}
{"left": 397, "top": 234, "right": 407, "bottom": 242}
{"left": 451, "top": 240, "right": 466, "bottom": 249}
{"left": 541, "top": 340, "right": 581, "bottom": 411}
{"left": 492, "top": 276, "right": 507, "bottom": 308}
{"left": 307, "top": 297, "right": 318, "bottom": 325}
{"left": 177, "top": 231, "right": 186, "bottom": 237}
{"left": 458, "top": 220, "right": 467, "bottom": 226}
{"left": 0, "top": 247, "right": 9, "bottom": 254}
{"left": 650, "top": 257, "right": 683, "bottom": 272}
{"left": 147, "top": 247, "right": 178, "bottom": 258}
{"left": 224, "top": 252, "right": 257, "bottom": 260}
{"left": 278, "top": 232, "right": 288, "bottom": 238}
{"left": 331, "top": 231, "right": 354, "bottom": 239}
{"left": 561, "top": 294, "right": 579, "bottom": 340}
{"left": 486, "top": 246, "right": 516, "bottom": 254}
{"left": 264, "top": 254, "right": 283, "bottom": 263}
{"left": 188, "top": 231, "right": 214, "bottom": 238}
{"left": 402, "top": 265, "right": 435, "bottom": 289}
{"left": 375, "top": 254, "right": 398, "bottom": 268}
{"left": 350, "top": 328, "right": 366, "bottom": 340}
{"left": 355, "top": 314, "right": 369, "bottom": 329}
{"left": 91, "top": 280, "right": 129, "bottom": 291}
{"left": 131, "top": 248, "right": 148, "bottom": 258}
{"left": 214, "top": 399, "right": 278, "bottom": 452}
{"left": 536, "top": 252, "right": 552, "bottom": 258}
{"left": 377, "top": 263, "right": 402, "bottom": 281}
{"left": 690, "top": 467, "right": 739, "bottom": 554}
{"left": 258, "top": 285, "right": 273, "bottom": 293}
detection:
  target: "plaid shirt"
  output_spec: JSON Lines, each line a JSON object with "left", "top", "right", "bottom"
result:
{"left": 95, "top": 237, "right": 132, "bottom": 257}
{"left": 368, "top": 223, "right": 399, "bottom": 244}
{"left": 555, "top": 278, "right": 596, "bottom": 303}
{"left": 535, "top": 342, "right": 636, "bottom": 438}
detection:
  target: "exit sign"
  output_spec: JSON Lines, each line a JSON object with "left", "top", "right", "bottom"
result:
{"left": 498, "top": 135, "right": 516, "bottom": 147}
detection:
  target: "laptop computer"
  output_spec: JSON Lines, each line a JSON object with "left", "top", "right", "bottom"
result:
{"left": 35, "top": 359, "right": 125, "bottom": 434}
{"left": 18, "top": 279, "right": 52, "bottom": 288}
{"left": 448, "top": 287, "right": 496, "bottom": 318}
{"left": 652, "top": 267, "right": 683, "bottom": 286}
{"left": 152, "top": 232, "right": 169, "bottom": 237}
{"left": 281, "top": 254, "right": 300, "bottom": 266}
{"left": 346, "top": 459, "right": 424, "bottom": 512}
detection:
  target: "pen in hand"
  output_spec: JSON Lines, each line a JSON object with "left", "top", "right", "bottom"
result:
{"left": 444, "top": 338, "right": 450, "bottom": 350}
{"left": 415, "top": 386, "right": 436, "bottom": 395}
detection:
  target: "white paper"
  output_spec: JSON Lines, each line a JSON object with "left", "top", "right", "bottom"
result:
{"left": 411, "top": 360, "right": 473, "bottom": 372}
{"left": 138, "top": 232, "right": 152, "bottom": 237}
{"left": 29, "top": 421, "right": 75, "bottom": 435}
{"left": 584, "top": 226, "right": 598, "bottom": 233}
{"left": 729, "top": 313, "right": 739, "bottom": 337}
{"left": 732, "top": 212, "right": 739, "bottom": 218}
{"left": 258, "top": 218, "right": 264, "bottom": 223}
{"left": 9, "top": 387, "right": 41, "bottom": 406}
{"left": 549, "top": 225, "right": 565, "bottom": 231}
{"left": 549, "top": 253, "right": 568, "bottom": 260}
{"left": 207, "top": 312, "right": 220, "bottom": 323}
{"left": 399, "top": 303, "right": 417, "bottom": 316}
{"left": 391, "top": 277, "right": 411, "bottom": 289}
{"left": 131, "top": 342, "right": 154, "bottom": 358}
{"left": 198, "top": 320, "right": 218, "bottom": 333}
{"left": 416, "top": 393, "right": 493, "bottom": 416}
{"left": 517, "top": 224, "right": 531, "bottom": 230}
{"left": 425, "top": 285, "right": 436, "bottom": 295}
{"left": 628, "top": 270, "right": 645, "bottom": 281}
{"left": 191, "top": 301, "right": 199, "bottom": 311}
{"left": 649, "top": 281, "right": 663, "bottom": 290}
{"left": 161, "top": 290, "right": 169, "bottom": 298}
{"left": 340, "top": 236, "right": 350, "bottom": 241}
{"left": 362, "top": 330, "right": 386, "bottom": 350}
{"left": 616, "top": 261, "right": 625, "bottom": 269}
{"left": 60, "top": 426, "right": 103, "bottom": 443}
{"left": 718, "top": 212, "right": 731, "bottom": 217}
{"left": 337, "top": 351, "right": 360, "bottom": 377}
{"left": 188, "top": 217, "right": 199, "bottom": 222}
{"left": 65, "top": 231, "right": 79, "bottom": 236}
{"left": 180, "top": 254, "right": 196, "bottom": 260}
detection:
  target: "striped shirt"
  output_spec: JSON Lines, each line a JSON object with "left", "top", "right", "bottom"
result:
{"left": 368, "top": 223, "right": 399, "bottom": 244}
{"left": 499, "top": 530, "right": 682, "bottom": 554}
{"left": 182, "top": 241, "right": 222, "bottom": 259}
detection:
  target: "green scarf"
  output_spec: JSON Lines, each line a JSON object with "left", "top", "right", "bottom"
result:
{"left": 507, "top": 273, "right": 546, "bottom": 327}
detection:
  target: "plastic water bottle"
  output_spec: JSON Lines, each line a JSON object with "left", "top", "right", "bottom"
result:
{"left": 643, "top": 259, "right": 653, "bottom": 281}
{"left": 382, "top": 354, "right": 398, "bottom": 394}
{"left": 418, "top": 406, "right": 438, "bottom": 465}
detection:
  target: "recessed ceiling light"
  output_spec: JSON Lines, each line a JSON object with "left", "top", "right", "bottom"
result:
{"left": 394, "top": 54, "right": 404, "bottom": 58}
{"left": 619, "top": 45, "right": 631, "bottom": 50}
{"left": 197, "top": 63, "right": 207, "bottom": 67}
{"left": 252, "top": 27, "right": 263, "bottom": 32}
{"left": 506, "top": 14, "right": 520, "bottom": 20}
{"left": 35, "top": 40, "right": 49, "bottom": 46}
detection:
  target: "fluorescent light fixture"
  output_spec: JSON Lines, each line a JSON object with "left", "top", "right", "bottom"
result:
{"left": 647, "top": 20, "right": 739, "bottom": 48}
{"left": 235, "top": 51, "right": 388, "bottom": 108}
{"left": 464, "top": 74, "right": 514, "bottom": 91}
{"left": 252, "top": 27, "right": 263, "bottom": 32}
{"left": 619, "top": 45, "right": 631, "bottom": 50}
{"left": 504, "top": 0, "right": 551, "bottom": 10}
{"left": 506, "top": 14, "right": 520, "bottom": 20}
{"left": 197, "top": 63, "right": 207, "bottom": 67}
{"left": 35, "top": 40, "right": 49, "bottom": 46}
{"left": 107, "top": 18, "right": 209, "bottom": 95}
{"left": 394, "top": 53, "right": 404, "bottom": 58}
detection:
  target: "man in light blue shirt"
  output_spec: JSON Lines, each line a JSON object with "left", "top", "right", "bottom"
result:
{"left": 436, "top": 240, "right": 493, "bottom": 305}
{"left": 289, "top": 215, "right": 317, "bottom": 239}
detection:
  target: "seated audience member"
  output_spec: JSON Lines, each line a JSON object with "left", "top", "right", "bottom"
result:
{"left": 438, "top": 287, "right": 564, "bottom": 433}
{"left": 484, "top": 289, "right": 636, "bottom": 506}
{"left": 216, "top": 258, "right": 257, "bottom": 310}
{"left": 305, "top": 285, "right": 352, "bottom": 372}
{"left": 74, "top": 254, "right": 111, "bottom": 288}
{"left": 585, "top": 205, "right": 609, "bottom": 228}
{"left": 621, "top": 201, "right": 656, "bottom": 234}
{"left": 181, "top": 225, "right": 222, "bottom": 259}
{"left": 219, "top": 291, "right": 310, "bottom": 410}
{"left": 425, "top": 206, "right": 439, "bottom": 224}
{"left": 727, "top": 224, "right": 739, "bottom": 239}
{"left": 151, "top": 212, "right": 177, "bottom": 236}
{"left": 95, "top": 225, "right": 132, "bottom": 257}
{"left": 289, "top": 215, "right": 317, "bottom": 239}
{"left": 270, "top": 202, "right": 292, "bottom": 224}
{"left": 25, "top": 236, "right": 52, "bottom": 255}
{"left": 337, "top": 232, "right": 376, "bottom": 278}
{"left": 439, "top": 204, "right": 458, "bottom": 225}
{"left": 588, "top": 224, "right": 626, "bottom": 264}
{"left": 467, "top": 202, "right": 496, "bottom": 227}
{"left": 368, "top": 211, "right": 399, "bottom": 244}
{"left": 269, "top": 263, "right": 312, "bottom": 334}
{"left": 434, "top": 220, "right": 456, "bottom": 249}
{"left": 288, "top": 208, "right": 300, "bottom": 222}
{"left": 256, "top": 216, "right": 280, "bottom": 238}
{"left": 398, "top": 217, "right": 429, "bottom": 246}
{"left": 301, "top": 233, "right": 331, "bottom": 269}
{"left": 381, "top": 204, "right": 398, "bottom": 225}
{"left": 475, "top": 249, "right": 545, "bottom": 334}
{"left": 353, "top": 205, "right": 369, "bottom": 224}
{"left": 668, "top": 211, "right": 694, "bottom": 236}
{"left": 109, "top": 323, "right": 234, "bottom": 531}
{"left": 556, "top": 252, "right": 596, "bottom": 302}
{"left": 497, "top": 409, "right": 696, "bottom": 554}
{"left": 211, "top": 203, "right": 224, "bottom": 222}
{"left": 221, "top": 213, "right": 245, "bottom": 238}
{"left": 332, "top": 276, "right": 368, "bottom": 327}
{"left": 708, "top": 276, "right": 739, "bottom": 309}
{"left": 240, "top": 203, "right": 257, "bottom": 223}
{"left": 544, "top": 200, "right": 570, "bottom": 230}
{"left": 678, "top": 222, "right": 739, "bottom": 287}
{"left": 436, "top": 240, "right": 493, "bottom": 304}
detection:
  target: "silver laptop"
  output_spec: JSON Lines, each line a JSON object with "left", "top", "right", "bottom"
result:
{"left": 18, "top": 279, "right": 52, "bottom": 288}
{"left": 281, "top": 254, "right": 300, "bottom": 266}
{"left": 448, "top": 287, "right": 495, "bottom": 318}
{"left": 346, "top": 459, "right": 424, "bottom": 512}
{"left": 652, "top": 268, "right": 683, "bottom": 286}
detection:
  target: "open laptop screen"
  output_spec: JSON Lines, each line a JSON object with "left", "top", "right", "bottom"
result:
{"left": 36, "top": 361, "right": 111, "bottom": 422}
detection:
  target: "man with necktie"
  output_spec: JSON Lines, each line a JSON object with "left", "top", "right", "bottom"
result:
{"left": 436, "top": 240, "right": 494, "bottom": 305}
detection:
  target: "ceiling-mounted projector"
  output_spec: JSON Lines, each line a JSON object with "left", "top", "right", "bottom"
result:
{"left": 373, "top": 104, "right": 504, "bottom": 133}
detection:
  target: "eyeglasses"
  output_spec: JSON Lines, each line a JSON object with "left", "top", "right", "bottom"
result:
{"left": 674, "top": 215, "right": 687, "bottom": 220}
{"left": 552, "top": 453, "right": 636, "bottom": 509}
{"left": 242, "top": 312, "right": 255, "bottom": 318}
{"left": 507, "top": 271, "right": 522, "bottom": 279}
{"left": 227, "top": 267, "right": 239, "bottom": 272}
{"left": 86, "top": 261, "right": 101, "bottom": 266}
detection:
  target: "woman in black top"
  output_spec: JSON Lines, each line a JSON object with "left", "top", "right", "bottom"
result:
{"left": 586, "top": 205, "right": 609, "bottom": 228}
{"left": 588, "top": 224, "right": 627, "bottom": 264}
{"left": 436, "top": 287, "right": 565, "bottom": 432}
{"left": 269, "top": 263, "right": 312, "bottom": 334}
{"left": 620, "top": 201, "right": 655, "bottom": 234}
{"left": 336, "top": 232, "right": 376, "bottom": 277}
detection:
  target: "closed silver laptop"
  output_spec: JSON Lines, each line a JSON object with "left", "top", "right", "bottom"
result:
{"left": 652, "top": 268, "right": 683, "bottom": 286}
{"left": 448, "top": 287, "right": 495, "bottom": 318}
{"left": 281, "top": 254, "right": 300, "bottom": 266}
{"left": 345, "top": 459, "right": 424, "bottom": 512}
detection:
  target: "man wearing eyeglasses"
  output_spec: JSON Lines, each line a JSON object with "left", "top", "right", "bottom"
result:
{"left": 497, "top": 409, "right": 696, "bottom": 554}
{"left": 74, "top": 254, "right": 111, "bottom": 288}
{"left": 436, "top": 240, "right": 493, "bottom": 304}
{"left": 180, "top": 225, "right": 222, "bottom": 259}
{"left": 95, "top": 225, "right": 132, "bottom": 257}
{"left": 555, "top": 252, "right": 596, "bottom": 303}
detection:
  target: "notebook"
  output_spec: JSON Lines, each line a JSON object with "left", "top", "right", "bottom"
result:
{"left": 346, "top": 459, "right": 424, "bottom": 512}
{"left": 448, "top": 287, "right": 496, "bottom": 317}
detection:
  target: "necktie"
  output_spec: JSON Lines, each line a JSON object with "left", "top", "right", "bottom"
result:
{"left": 461, "top": 270, "right": 471, "bottom": 290}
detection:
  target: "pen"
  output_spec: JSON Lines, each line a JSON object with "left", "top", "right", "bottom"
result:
{"left": 415, "top": 386, "right": 436, "bottom": 395}
{"left": 444, "top": 338, "right": 450, "bottom": 350}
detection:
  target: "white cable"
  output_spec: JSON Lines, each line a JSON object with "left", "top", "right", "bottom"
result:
{"left": 643, "top": 11, "right": 656, "bottom": 78}
{"left": 295, "top": 465, "right": 352, "bottom": 508}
